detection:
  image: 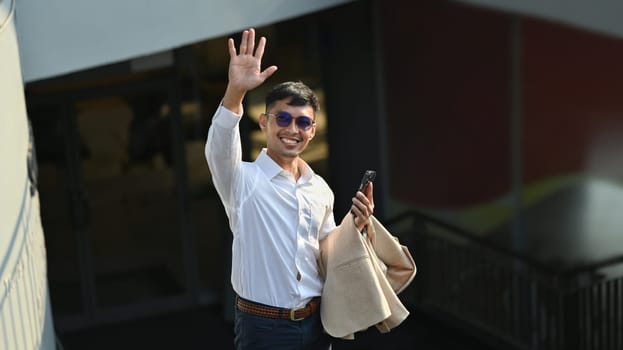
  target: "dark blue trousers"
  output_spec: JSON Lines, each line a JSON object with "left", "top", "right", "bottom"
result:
{"left": 234, "top": 302, "right": 332, "bottom": 350}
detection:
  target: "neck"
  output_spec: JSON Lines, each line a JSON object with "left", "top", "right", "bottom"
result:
{"left": 281, "top": 160, "right": 300, "bottom": 180}
{"left": 287, "top": 165, "right": 300, "bottom": 180}
{"left": 266, "top": 151, "right": 300, "bottom": 180}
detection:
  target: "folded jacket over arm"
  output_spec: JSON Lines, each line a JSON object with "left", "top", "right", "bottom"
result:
{"left": 317, "top": 213, "right": 417, "bottom": 339}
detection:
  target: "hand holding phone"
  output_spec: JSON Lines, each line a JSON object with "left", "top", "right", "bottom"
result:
{"left": 351, "top": 170, "right": 376, "bottom": 218}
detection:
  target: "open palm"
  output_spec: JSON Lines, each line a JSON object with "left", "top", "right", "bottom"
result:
{"left": 228, "top": 28, "right": 277, "bottom": 92}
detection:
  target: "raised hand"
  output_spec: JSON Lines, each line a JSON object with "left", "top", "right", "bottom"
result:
{"left": 223, "top": 28, "right": 278, "bottom": 112}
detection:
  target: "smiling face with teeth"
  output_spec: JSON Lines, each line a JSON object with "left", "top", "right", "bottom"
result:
{"left": 259, "top": 97, "right": 316, "bottom": 170}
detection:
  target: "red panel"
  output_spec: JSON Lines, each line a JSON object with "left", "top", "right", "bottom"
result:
{"left": 380, "top": 0, "right": 511, "bottom": 207}
{"left": 522, "top": 19, "right": 623, "bottom": 182}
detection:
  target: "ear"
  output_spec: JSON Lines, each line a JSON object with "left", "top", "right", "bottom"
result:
{"left": 259, "top": 113, "right": 268, "bottom": 130}
{"left": 309, "top": 123, "right": 317, "bottom": 139}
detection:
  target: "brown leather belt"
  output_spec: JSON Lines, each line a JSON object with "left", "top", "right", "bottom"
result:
{"left": 236, "top": 296, "right": 320, "bottom": 321}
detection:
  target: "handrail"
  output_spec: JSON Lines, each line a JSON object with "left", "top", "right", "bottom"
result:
{"left": 385, "top": 210, "right": 565, "bottom": 276}
{"left": 387, "top": 210, "right": 623, "bottom": 350}
{"left": 564, "top": 252, "right": 623, "bottom": 276}
{"left": 387, "top": 210, "right": 623, "bottom": 280}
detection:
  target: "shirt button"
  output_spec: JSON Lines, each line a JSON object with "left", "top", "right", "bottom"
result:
{"left": 296, "top": 271, "right": 301, "bottom": 281}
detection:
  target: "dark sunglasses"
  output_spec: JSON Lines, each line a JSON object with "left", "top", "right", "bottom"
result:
{"left": 266, "top": 111, "right": 315, "bottom": 131}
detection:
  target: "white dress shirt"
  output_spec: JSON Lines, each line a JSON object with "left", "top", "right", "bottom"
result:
{"left": 205, "top": 105, "right": 336, "bottom": 309}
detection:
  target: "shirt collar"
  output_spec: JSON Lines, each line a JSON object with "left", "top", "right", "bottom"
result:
{"left": 255, "top": 149, "right": 314, "bottom": 183}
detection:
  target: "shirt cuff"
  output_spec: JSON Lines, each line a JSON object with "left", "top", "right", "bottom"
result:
{"left": 212, "top": 103, "right": 243, "bottom": 129}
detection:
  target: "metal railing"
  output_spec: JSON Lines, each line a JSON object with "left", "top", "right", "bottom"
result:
{"left": 387, "top": 210, "right": 623, "bottom": 350}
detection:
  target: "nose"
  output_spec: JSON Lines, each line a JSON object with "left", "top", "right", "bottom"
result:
{"left": 287, "top": 119, "right": 298, "bottom": 132}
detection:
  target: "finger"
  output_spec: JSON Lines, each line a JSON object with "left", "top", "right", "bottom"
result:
{"left": 355, "top": 194, "right": 373, "bottom": 218}
{"left": 355, "top": 191, "right": 370, "bottom": 207}
{"left": 351, "top": 204, "right": 370, "bottom": 231}
{"left": 239, "top": 30, "right": 249, "bottom": 54}
{"left": 255, "top": 36, "right": 267, "bottom": 59}
{"left": 259, "top": 65, "right": 278, "bottom": 81}
{"left": 352, "top": 197, "right": 370, "bottom": 217}
{"left": 247, "top": 28, "right": 256, "bottom": 55}
{"left": 365, "top": 182, "right": 373, "bottom": 200}
{"left": 227, "top": 38, "right": 237, "bottom": 58}
{"left": 366, "top": 182, "right": 375, "bottom": 208}
{"left": 351, "top": 203, "right": 365, "bottom": 219}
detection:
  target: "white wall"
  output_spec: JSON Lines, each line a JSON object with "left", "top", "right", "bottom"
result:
{"left": 1, "top": 0, "right": 57, "bottom": 348}
{"left": 1, "top": 0, "right": 28, "bottom": 248}
{"left": 16, "top": 0, "right": 623, "bottom": 83}
{"left": 15, "top": 0, "right": 353, "bottom": 83}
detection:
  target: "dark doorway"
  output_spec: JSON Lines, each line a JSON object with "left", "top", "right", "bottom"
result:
{"left": 27, "top": 72, "right": 225, "bottom": 331}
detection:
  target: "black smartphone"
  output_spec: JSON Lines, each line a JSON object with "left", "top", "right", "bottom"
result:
{"left": 357, "top": 170, "right": 376, "bottom": 193}
{"left": 352, "top": 169, "right": 376, "bottom": 219}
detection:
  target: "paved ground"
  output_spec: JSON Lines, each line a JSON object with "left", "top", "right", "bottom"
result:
{"left": 57, "top": 303, "right": 500, "bottom": 350}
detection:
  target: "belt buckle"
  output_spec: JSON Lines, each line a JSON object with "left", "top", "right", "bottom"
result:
{"left": 289, "top": 306, "right": 306, "bottom": 321}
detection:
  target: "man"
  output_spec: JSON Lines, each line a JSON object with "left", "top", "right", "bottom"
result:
{"left": 205, "top": 28, "right": 375, "bottom": 350}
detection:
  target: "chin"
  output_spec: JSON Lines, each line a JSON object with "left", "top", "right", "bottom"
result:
{"left": 283, "top": 150, "right": 302, "bottom": 158}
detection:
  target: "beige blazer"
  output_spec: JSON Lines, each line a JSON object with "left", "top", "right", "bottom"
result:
{"left": 318, "top": 213, "right": 416, "bottom": 339}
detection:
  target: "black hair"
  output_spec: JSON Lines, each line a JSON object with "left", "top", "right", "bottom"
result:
{"left": 265, "top": 81, "right": 319, "bottom": 114}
